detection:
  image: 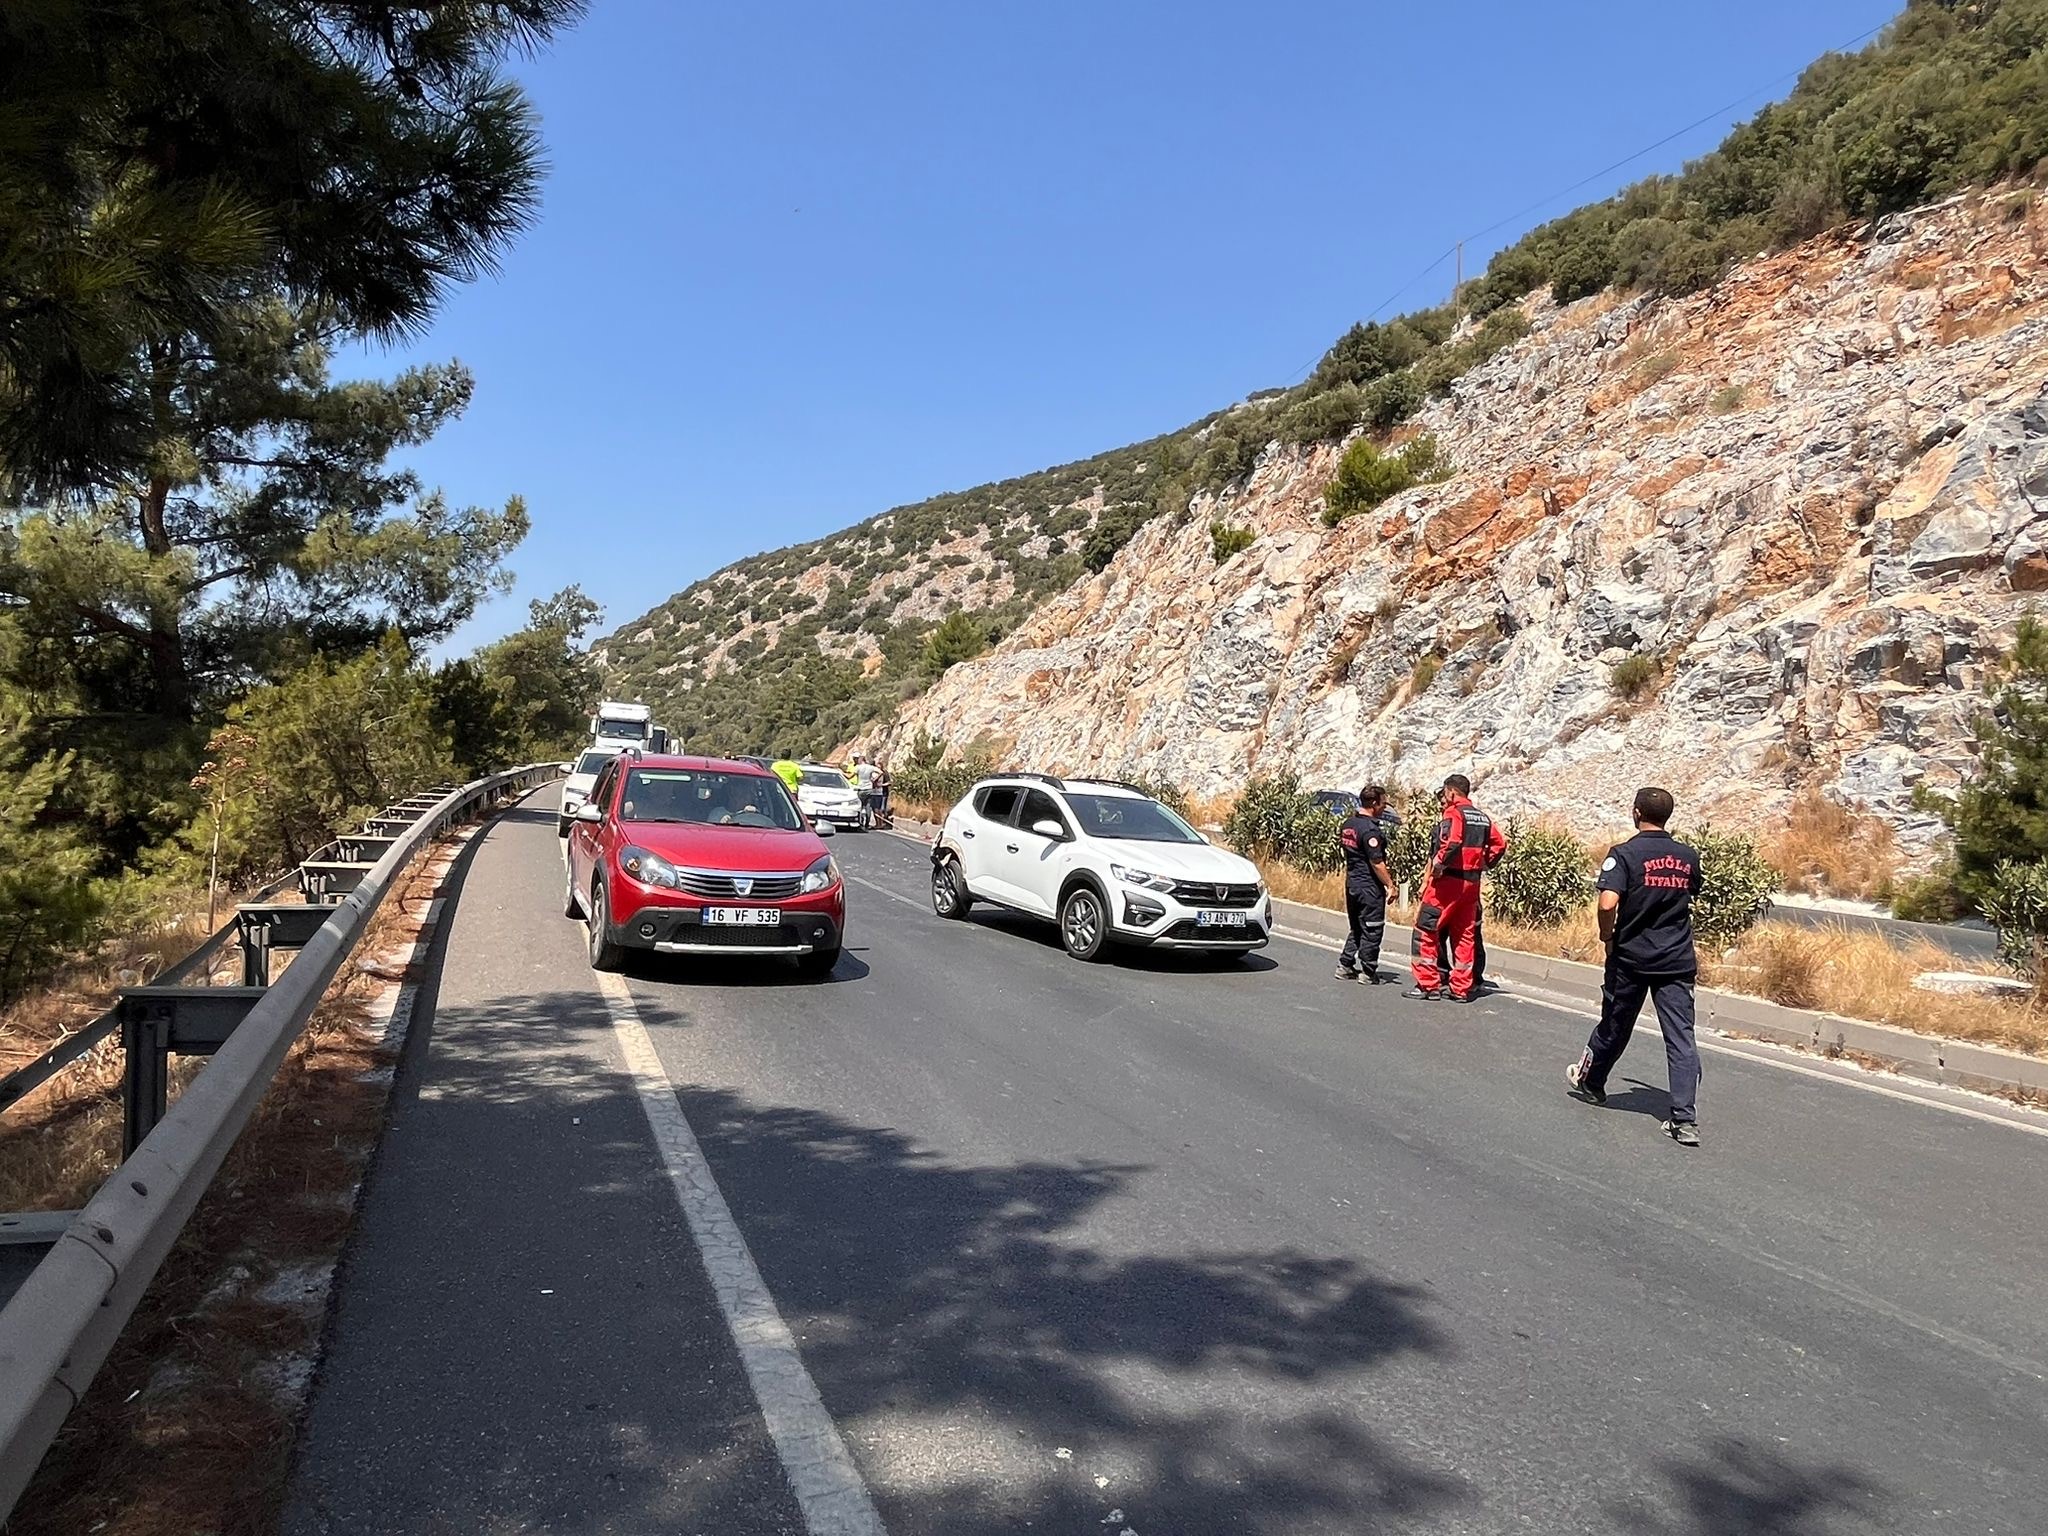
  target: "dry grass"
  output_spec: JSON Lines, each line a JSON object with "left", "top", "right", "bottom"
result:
{"left": 0, "top": 885, "right": 276, "bottom": 1216}
{"left": 1765, "top": 792, "right": 1899, "bottom": 900}
{"left": 1258, "top": 860, "right": 2047, "bottom": 1056}
{"left": 7, "top": 840, "right": 463, "bottom": 1536}
{"left": 1261, "top": 864, "right": 1349, "bottom": 911}
{"left": 1702, "top": 923, "right": 2047, "bottom": 1054}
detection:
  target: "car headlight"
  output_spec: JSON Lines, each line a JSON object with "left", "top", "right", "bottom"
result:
{"left": 1110, "top": 863, "right": 1174, "bottom": 892}
{"left": 801, "top": 853, "right": 840, "bottom": 894}
{"left": 620, "top": 846, "right": 679, "bottom": 889}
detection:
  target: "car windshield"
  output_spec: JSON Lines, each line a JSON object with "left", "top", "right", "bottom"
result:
{"left": 1064, "top": 792, "right": 1204, "bottom": 844}
{"left": 619, "top": 770, "right": 804, "bottom": 831}
{"left": 801, "top": 767, "right": 851, "bottom": 789}
{"left": 574, "top": 750, "right": 616, "bottom": 775}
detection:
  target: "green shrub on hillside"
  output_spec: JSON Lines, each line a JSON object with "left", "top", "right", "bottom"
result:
{"left": 1980, "top": 858, "right": 2048, "bottom": 983}
{"left": 1222, "top": 774, "right": 1344, "bottom": 874}
{"left": 1321, "top": 435, "right": 1452, "bottom": 526}
{"left": 1210, "top": 522, "right": 1255, "bottom": 562}
{"left": 1386, "top": 793, "right": 1438, "bottom": 896}
{"left": 1489, "top": 823, "right": 1596, "bottom": 928}
{"left": 1687, "top": 826, "right": 1779, "bottom": 948}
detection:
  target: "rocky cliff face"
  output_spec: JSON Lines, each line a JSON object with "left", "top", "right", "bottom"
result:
{"left": 871, "top": 193, "right": 2048, "bottom": 845}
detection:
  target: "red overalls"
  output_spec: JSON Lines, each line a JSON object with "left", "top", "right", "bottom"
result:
{"left": 1409, "top": 795, "right": 1506, "bottom": 999}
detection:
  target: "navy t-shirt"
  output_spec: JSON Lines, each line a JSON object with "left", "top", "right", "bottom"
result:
{"left": 1598, "top": 829, "right": 1703, "bottom": 974}
{"left": 1340, "top": 813, "right": 1390, "bottom": 889}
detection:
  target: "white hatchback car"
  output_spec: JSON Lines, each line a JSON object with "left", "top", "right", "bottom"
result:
{"left": 558, "top": 746, "right": 624, "bottom": 836}
{"left": 796, "top": 763, "right": 867, "bottom": 831}
{"left": 931, "top": 775, "right": 1270, "bottom": 960}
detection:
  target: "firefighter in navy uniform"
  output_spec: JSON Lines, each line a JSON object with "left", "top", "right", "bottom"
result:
{"left": 1404, "top": 774, "right": 1506, "bottom": 1002}
{"left": 1335, "top": 785, "right": 1397, "bottom": 984}
{"left": 1565, "top": 786, "right": 1705, "bottom": 1147}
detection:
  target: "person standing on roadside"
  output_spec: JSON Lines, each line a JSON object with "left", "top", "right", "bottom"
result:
{"left": 771, "top": 753, "right": 804, "bottom": 804}
{"left": 852, "top": 754, "right": 880, "bottom": 827}
{"left": 1336, "top": 785, "right": 1398, "bottom": 985}
{"left": 874, "top": 760, "right": 893, "bottom": 827}
{"left": 1565, "top": 786, "right": 1704, "bottom": 1147}
{"left": 1404, "top": 773, "right": 1506, "bottom": 1003}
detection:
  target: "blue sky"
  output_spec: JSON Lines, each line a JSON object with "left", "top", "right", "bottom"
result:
{"left": 360, "top": 0, "right": 1903, "bottom": 653}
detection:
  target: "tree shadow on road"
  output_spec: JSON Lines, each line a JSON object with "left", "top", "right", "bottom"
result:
{"left": 1617, "top": 1438, "right": 1885, "bottom": 1536}
{"left": 318, "top": 973, "right": 1472, "bottom": 1535}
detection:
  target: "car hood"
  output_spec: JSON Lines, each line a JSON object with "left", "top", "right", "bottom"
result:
{"left": 613, "top": 822, "right": 828, "bottom": 872}
{"left": 1085, "top": 839, "right": 1262, "bottom": 885}
{"left": 564, "top": 773, "right": 599, "bottom": 794}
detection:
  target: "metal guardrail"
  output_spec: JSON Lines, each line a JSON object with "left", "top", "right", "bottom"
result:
{"left": 0, "top": 763, "right": 558, "bottom": 1518}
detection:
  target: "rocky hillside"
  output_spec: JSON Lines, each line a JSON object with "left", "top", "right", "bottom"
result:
{"left": 590, "top": 432, "right": 1187, "bottom": 750}
{"left": 869, "top": 192, "right": 2048, "bottom": 845}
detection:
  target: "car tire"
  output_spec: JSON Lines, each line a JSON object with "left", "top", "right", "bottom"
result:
{"left": 587, "top": 879, "right": 625, "bottom": 972}
{"left": 563, "top": 860, "right": 584, "bottom": 919}
{"left": 932, "top": 855, "right": 973, "bottom": 919}
{"left": 798, "top": 945, "right": 841, "bottom": 979}
{"left": 1059, "top": 883, "right": 1111, "bottom": 963}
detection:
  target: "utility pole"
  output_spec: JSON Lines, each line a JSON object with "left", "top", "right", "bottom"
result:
{"left": 1454, "top": 240, "right": 1464, "bottom": 317}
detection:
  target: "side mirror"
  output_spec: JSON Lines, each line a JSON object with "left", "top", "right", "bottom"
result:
{"left": 574, "top": 803, "right": 604, "bottom": 824}
{"left": 813, "top": 819, "right": 838, "bottom": 837}
{"left": 1030, "top": 818, "right": 1068, "bottom": 841}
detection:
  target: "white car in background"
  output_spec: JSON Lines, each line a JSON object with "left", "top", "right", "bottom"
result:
{"left": 796, "top": 763, "right": 866, "bottom": 832}
{"left": 929, "top": 774, "right": 1270, "bottom": 961}
{"left": 558, "top": 746, "right": 624, "bottom": 836}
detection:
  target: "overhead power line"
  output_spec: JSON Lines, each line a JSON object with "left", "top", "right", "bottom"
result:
{"left": 1279, "top": 15, "right": 1894, "bottom": 386}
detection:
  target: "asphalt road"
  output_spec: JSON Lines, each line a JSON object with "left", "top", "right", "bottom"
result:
{"left": 285, "top": 794, "right": 2048, "bottom": 1535}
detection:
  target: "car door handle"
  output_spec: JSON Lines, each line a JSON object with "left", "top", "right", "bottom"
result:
{"left": 961, "top": 829, "right": 975, "bottom": 838}
{"left": 1005, "top": 843, "right": 1019, "bottom": 853}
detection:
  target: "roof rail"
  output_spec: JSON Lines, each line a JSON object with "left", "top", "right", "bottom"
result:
{"left": 996, "top": 770, "right": 1067, "bottom": 791}
{"left": 1067, "top": 776, "right": 1150, "bottom": 795}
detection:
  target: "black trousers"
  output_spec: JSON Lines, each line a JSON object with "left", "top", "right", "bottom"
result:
{"left": 1343, "top": 888, "right": 1392, "bottom": 974}
{"left": 1580, "top": 961, "right": 1699, "bottom": 1123}
{"left": 1341, "top": 886, "right": 1387, "bottom": 975}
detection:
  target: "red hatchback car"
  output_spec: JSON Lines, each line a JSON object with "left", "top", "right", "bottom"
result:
{"left": 564, "top": 753, "right": 845, "bottom": 976}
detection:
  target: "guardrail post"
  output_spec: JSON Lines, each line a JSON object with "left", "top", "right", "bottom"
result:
{"left": 120, "top": 1006, "right": 171, "bottom": 1157}
{"left": 241, "top": 920, "right": 272, "bottom": 987}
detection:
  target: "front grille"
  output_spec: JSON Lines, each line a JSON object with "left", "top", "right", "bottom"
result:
{"left": 672, "top": 869, "right": 805, "bottom": 900}
{"left": 1167, "top": 880, "right": 1263, "bottom": 908}
{"left": 668, "top": 923, "right": 804, "bottom": 949}
{"left": 1162, "top": 918, "right": 1268, "bottom": 942}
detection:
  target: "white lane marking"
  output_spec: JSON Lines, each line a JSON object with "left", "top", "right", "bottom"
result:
{"left": 846, "top": 873, "right": 927, "bottom": 912}
{"left": 1272, "top": 924, "right": 2048, "bottom": 1141}
{"left": 1512, "top": 1149, "right": 2048, "bottom": 1382}
{"left": 856, "top": 850, "right": 2048, "bottom": 1137}
{"left": 590, "top": 963, "right": 889, "bottom": 1536}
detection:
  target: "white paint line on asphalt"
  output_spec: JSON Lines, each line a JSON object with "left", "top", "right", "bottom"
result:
{"left": 1513, "top": 1148, "right": 2048, "bottom": 1382}
{"left": 589, "top": 963, "right": 890, "bottom": 1536}
{"left": 845, "top": 872, "right": 928, "bottom": 912}
{"left": 852, "top": 845, "right": 2048, "bottom": 1138}
{"left": 1270, "top": 923, "right": 2048, "bottom": 1141}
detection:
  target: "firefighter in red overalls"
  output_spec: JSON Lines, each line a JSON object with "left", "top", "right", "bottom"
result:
{"left": 1404, "top": 773, "right": 1507, "bottom": 1003}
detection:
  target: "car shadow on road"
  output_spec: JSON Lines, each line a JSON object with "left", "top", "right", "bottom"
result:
{"left": 613, "top": 949, "right": 872, "bottom": 989}
{"left": 964, "top": 908, "right": 1282, "bottom": 974}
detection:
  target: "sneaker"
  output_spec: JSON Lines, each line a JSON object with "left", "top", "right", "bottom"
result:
{"left": 1357, "top": 969, "right": 1378, "bottom": 985}
{"left": 1366, "top": 971, "right": 1394, "bottom": 985}
{"left": 1565, "top": 1058, "right": 1606, "bottom": 1106}
{"left": 1335, "top": 965, "right": 1360, "bottom": 980}
{"left": 1400, "top": 986, "right": 1442, "bottom": 1001}
{"left": 1445, "top": 991, "right": 1474, "bottom": 1004}
{"left": 1663, "top": 1119, "right": 1701, "bottom": 1148}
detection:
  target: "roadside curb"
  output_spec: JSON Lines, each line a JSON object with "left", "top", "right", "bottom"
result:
{"left": 1271, "top": 896, "right": 2048, "bottom": 1105}
{"left": 889, "top": 817, "right": 2046, "bottom": 1102}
